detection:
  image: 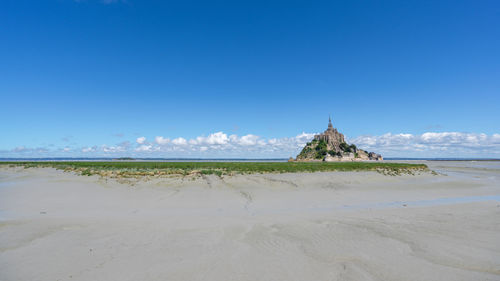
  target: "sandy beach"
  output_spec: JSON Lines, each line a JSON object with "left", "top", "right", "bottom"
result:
{"left": 1, "top": 161, "right": 499, "bottom": 281}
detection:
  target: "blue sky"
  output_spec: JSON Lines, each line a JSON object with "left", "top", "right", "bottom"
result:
{"left": 1, "top": 0, "right": 499, "bottom": 158}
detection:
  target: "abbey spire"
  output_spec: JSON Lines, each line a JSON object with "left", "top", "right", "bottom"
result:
{"left": 328, "top": 115, "right": 333, "bottom": 130}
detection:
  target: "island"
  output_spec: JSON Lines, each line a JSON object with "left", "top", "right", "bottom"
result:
{"left": 295, "top": 117, "right": 383, "bottom": 162}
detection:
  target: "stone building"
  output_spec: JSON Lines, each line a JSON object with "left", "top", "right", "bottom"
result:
{"left": 295, "top": 117, "right": 383, "bottom": 162}
{"left": 313, "top": 116, "right": 345, "bottom": 153}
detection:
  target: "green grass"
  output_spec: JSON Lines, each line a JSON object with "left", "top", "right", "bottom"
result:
{"left": 0, "top": 161, "right": 428, "bottom": 178}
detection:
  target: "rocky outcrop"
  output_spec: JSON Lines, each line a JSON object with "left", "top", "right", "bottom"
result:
{"left": 356, "top": 150, "right": 370, "bottom": 160}
{"left": 368, "top": 152, "right": 383, "bottom": 161}
{"left": 323, "top": 154, "right": 338, "bottom": 162}
{"left": 295, "top": 117, "right": 383, "bottom": 162}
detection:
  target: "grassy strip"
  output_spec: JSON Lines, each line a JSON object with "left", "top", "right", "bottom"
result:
{"left": 0, "top": 161, "right": 429, "bottom": 178}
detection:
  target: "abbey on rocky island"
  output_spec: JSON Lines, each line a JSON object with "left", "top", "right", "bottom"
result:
{"left": 294, "top": 117, "right": 383, "bottom": 162}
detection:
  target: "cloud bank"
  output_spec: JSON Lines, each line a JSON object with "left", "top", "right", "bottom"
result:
{"left": 2, "top": 132, "right": 500, "bottom": 158}
{"left": 350, "top": 132, "right": 500, "bottom": 158}
{"left": 127, "top": 132, "right": 315, "bottom": 158}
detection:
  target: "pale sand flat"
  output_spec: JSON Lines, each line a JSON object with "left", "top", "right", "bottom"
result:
{"left": 0, "top": 161, "right": 499, "bottom": 281}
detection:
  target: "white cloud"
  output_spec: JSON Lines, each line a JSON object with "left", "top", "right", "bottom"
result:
{"left": 136, "top": 137, "right": 146, "bottom": 144}
{"left": 191, "top": 132, "right": 229, "bottom": 145}
{"left": 172, "top": 137, "right": 187, "bottom": 145}
{"left": 155, "top": 136, "right": 170, "bottom": 145}
{"left": 350, "top": 132, "right": 500, "bottom": 157}
{"left": 82, "top": 146, "right": 97, "bottom": 153}
{"left": 238, "top": 134, "right": 260, "bottom": 146}
{"left": 135, "top": 145, "right": 153, "bottom": 152}
{"left": 13, "top": 146, "right": 28, "bottom": 152}
{"left": 10, "top": 146, "right": 49, "bottom": 154}
{"left": 493, "top": 134, "right": 500, "bottom": 142}
{"left": 116, "top": 131, "right": 317, "bottom": 157}
{"left": 83, "top": 143, "right": 128, "bottom": 154}
{"left": 102, "top": 144, "right": 127, "bottom": 153}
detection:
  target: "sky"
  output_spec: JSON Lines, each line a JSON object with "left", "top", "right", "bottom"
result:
{"left": 1, "top": 0, "right": 499, "bottom": 158}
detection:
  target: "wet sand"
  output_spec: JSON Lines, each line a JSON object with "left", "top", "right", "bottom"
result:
{"left": 1, "top": 161, "right": 499, "bottom": 281}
